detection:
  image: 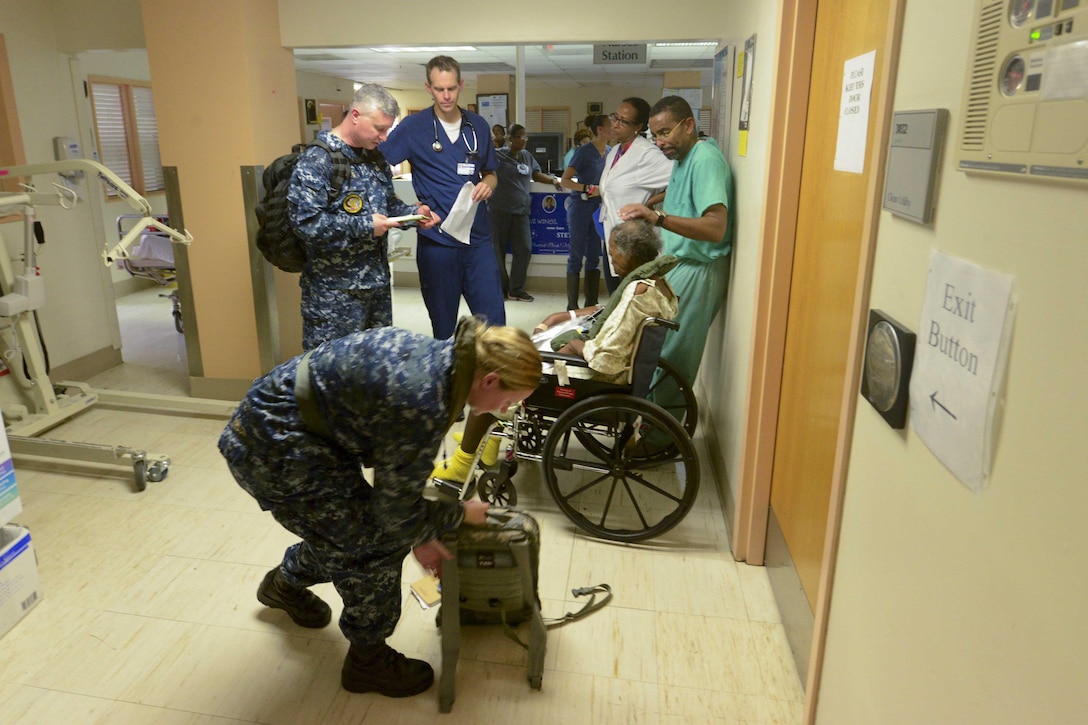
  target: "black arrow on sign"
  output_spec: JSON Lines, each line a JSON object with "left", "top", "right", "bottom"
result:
{"left": 929, "top": 391, "right": 956, "bottom": 420}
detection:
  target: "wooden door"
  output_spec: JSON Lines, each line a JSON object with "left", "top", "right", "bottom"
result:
{"left": 770, "top": 1, "right": 895, "bottom": 610}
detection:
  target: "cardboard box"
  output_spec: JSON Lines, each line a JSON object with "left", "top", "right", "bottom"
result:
{"left": 0, "top": 525, "right": 42, "bottom": 638}
{"left": 0, "top": 459, "right": 20, "bottom": 526}
{"left": 0, "top": 413, "right": 20, "bottom": 526}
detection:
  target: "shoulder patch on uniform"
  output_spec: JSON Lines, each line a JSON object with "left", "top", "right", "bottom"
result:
{"left": 342, "top": 193, "right": 364, "bottom": 214}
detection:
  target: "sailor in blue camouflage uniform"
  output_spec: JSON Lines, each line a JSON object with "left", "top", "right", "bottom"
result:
{"left": 289, "top": 82, "right": 439, "bottom": 349}
{"left": 218, "top": 317, "right": 541, "bottom": 698}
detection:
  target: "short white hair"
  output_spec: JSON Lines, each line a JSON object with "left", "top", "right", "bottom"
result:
{"left": 353, "top": 83, "right": 399, "bottom": 118}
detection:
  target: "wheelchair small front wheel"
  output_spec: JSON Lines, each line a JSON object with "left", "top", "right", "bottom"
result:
{"left": 542, "top": 394, "right": 699, "bottom": 542}
{"left": 478, "top": 471, "right": 517, "bottom": 506}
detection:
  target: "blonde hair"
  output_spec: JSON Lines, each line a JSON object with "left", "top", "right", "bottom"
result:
{"left": 474, "top": 323, "right": 542, "bottom": 391}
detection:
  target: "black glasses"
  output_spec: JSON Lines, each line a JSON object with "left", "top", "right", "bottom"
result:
{"left": 609, "top": 113, "right": 637, "bottom": 128}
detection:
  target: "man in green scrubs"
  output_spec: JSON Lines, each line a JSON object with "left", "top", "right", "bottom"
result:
{"left": 619, "top": 95, "right": 733, "bottom": 429}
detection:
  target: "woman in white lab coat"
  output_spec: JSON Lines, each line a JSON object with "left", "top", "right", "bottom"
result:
{"left": 598, "top": 97, "right": 675, "bottom": 292}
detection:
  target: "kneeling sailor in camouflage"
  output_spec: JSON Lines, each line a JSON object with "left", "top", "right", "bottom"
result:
{"left": 218, "top": 317, "right": 541, "bottom": 697}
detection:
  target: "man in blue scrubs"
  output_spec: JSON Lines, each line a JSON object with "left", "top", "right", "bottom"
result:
{"left": 381, "top": 56, "right": 505, "bottom": 340}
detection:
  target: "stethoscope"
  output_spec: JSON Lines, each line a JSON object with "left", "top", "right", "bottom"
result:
{"left": 431, "top": 108, "right": 478, "bottom": 156}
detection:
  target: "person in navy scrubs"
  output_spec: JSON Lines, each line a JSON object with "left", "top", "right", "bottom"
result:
{"left": 381, "top": 55, "right": 505, "bottom": 340}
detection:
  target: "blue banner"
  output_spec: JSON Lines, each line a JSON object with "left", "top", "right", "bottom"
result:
{"left": 529, "top": 192, "right": 572, "bottom": 255}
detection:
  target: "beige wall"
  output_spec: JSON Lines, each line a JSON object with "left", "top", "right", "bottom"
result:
{"left": 51, "top": 0, "right": 145, "bottom": 52}
{"left": 816, "top": 0, "right": 1088, "bottom": 722}
{"left": 294, "top": 70, "right": 352, "bottom": 144}
{"left": 141, "top": 0, "right": 300, "bottom": 384}
{"left": 523, "top": 83, "right": 669, "bottom": 137}
{"left": 278, "top": 1, "right": 733, "bottom": 47}
{"left": 695, "top": 1, "right": 778, "bottom": 525}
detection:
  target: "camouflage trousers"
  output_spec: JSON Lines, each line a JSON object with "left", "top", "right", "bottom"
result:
{"left": 225, "top": 453, "right": 408, "bottom": 647}
{"left": 302, "top": 286, "right": 392, "bottom": 350}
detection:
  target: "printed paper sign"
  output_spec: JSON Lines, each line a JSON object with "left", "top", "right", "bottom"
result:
{"left": 909, "top": 250, "right": 1016, "bottom": 491}
{"left": 834, "top": 50, "right": 877, "bottom": 173}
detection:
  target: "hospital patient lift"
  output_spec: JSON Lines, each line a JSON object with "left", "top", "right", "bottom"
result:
{"left": 117, "top": 212, "right": 183, "bottom": 333}
{"left": 0, "top": 158, "right": 232, "bottom": 490}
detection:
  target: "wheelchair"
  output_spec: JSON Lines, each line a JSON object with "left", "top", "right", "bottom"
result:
{"left": 435, "top": 316, "right": 700, "bottom": 543}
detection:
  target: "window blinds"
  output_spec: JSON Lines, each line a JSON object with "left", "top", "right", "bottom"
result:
{"left": 90, "top": 82, "right": 133, "bottom": 189}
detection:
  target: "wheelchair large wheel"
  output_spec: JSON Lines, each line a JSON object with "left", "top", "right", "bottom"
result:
{"left": 542, "top": 394, "right": 699, "bottom": 542}
{"left": 647, "top": 356, "right": 698, "bottom": 437}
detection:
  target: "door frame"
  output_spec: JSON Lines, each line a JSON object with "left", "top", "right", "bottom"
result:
{"left": 733, "top": 0, "right": 906, "bottom": 720}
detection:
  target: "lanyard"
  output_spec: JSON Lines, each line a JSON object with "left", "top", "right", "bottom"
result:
{"left": 610, "top": 141, "right": 632, "bottom": 169}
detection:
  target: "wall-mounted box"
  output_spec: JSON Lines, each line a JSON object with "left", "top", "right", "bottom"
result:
{"left": 955, "top": 0, "right": 1088, "bottom": 185}
{"left": 883, "top": 109, "right": 949, "bottom": 225}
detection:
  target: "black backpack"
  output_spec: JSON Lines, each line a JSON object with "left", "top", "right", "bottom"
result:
{"left": 254, "top": 138, "right": 351, "bottom": 273}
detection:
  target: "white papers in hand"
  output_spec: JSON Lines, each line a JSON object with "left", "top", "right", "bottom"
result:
{"left": 530, "top": 315, "right": 590, "bottom": 351}
{"left": 439, "top": 182, "right": 478, "bottom": 244}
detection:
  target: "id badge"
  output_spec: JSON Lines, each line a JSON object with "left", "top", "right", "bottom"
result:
{"left": 457, "top": 162, "right": 476, "bottom": 176}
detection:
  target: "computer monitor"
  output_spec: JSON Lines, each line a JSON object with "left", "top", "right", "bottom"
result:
{"left": 525, "top": 132, "right": 566, "bottom": 174}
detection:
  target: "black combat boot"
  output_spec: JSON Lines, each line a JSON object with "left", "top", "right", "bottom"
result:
{"left": 584, "top": 269, "right": 601, "bottom": 307}
{"left": 566, "top": 273, "right": 580, "bottom": 310}
{"left": 256, "top": 567, "right": 331, "bottom": 628}
{"left": 341, "top": 642, "right": 435, "bottom": 697}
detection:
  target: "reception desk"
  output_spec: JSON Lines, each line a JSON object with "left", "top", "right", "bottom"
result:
{"left": 390, "top": 178, "right": 575, "bottom": 291}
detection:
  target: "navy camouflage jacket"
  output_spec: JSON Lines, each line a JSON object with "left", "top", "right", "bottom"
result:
{"left": 220, "top": 325, "right": 474, "bottom": 547}
{"left": 287, "top": 130, "right": 416, "bottom": 292}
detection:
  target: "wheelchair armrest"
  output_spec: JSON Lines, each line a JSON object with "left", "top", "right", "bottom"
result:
{"left": 646, "top": 316, "right": 680, "bottom": 332}
{"left": 540, "top": 351, "right": 592, "bottom": 367}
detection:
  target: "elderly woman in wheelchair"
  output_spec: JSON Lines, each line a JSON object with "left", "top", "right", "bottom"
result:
{"left": 534, "top": 219, "right": 677, "bottom": 381}
{"left": 434, "top": 220, "right": 701, "bottom": 542}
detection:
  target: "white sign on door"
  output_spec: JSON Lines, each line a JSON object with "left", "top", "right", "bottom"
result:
{"left": 834, "top": 50, "right": 876, "bottom": 174}
{"left": 909, "top": 250, "right": 1016, "bottom": 491}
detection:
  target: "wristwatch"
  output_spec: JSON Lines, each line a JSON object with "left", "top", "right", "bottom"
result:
{"left": 654, "top": 210, "right": 668, "bottom": 227}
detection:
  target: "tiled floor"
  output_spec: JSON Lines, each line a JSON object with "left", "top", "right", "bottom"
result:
{"left": 0, "top": 283, "right": 803, "bottom": 724}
